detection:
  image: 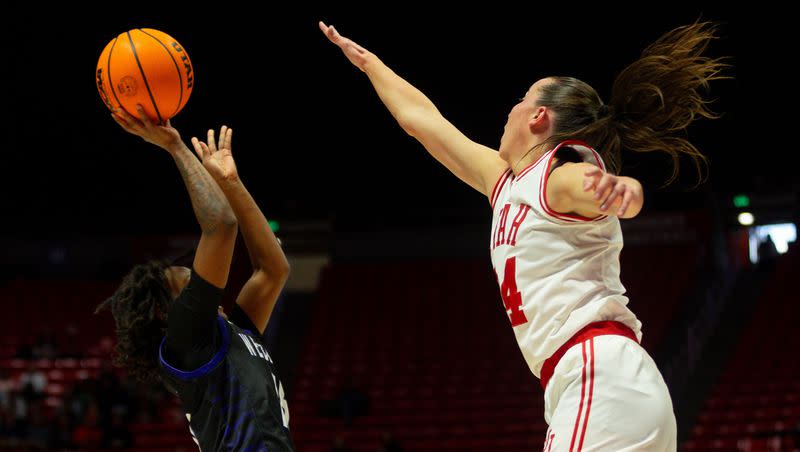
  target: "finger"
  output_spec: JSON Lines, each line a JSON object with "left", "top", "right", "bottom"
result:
{"left": 600, "top": 184, "right": 625, "bottom": 211}
{"left": 319, "top": 21, "right": 328, "bottom": 33}
{"left": 600, "top": 184, "right": 623, "bottom": 210}
{"left": 330, "top": 26, "right": 344, "bottom": 43}
{"left": 114, "top": 106, "right": 133, "bottom": 121}
{"left": 111, "top": 113, "right": 137, "bottom": 134}
{"left": 199, "top": 141, "right": 211, "bottom": 160}
{"left": 111, "top": 111, "right": 129, "bottom": 127}
{"left": 115, "top": 107, "right": 143, "bottom": 129}
{"left": 207, "top": 129, "right": 217, "bottom": 153}
{"left": 583, "top": 174, "right": 599, "bottom": 191}
{"left": 618, "top": 190, "right": 633, "bottom": 217}
{"left": 190, "top": 137, "right": 203, "bottom": 159}
{"left": 135, "top": 104, "right": 154, "bottom": 128}
{"left": 594, "top": 174, "right": 614, "bottom": 199}
{"left": 224, "top": 128, "right": 233, "bottom": 152}
{"left": 218, "top": 126, "right": 227, "bottom": 150}
{"left": 323, "top": 23, "right": 336, "bottom": 40}
{"left": 583, "top": 167, "right": 602, "bottom": 191}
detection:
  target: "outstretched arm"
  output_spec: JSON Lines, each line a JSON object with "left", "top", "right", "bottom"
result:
{"left": 191, "top": 128, "right": 289, "bottom": 335}
{"left": 320, "top": 22, "right": 507, "bottom": 197}
{"left": 112, "top": 107, "right": 238, "bottom": 288}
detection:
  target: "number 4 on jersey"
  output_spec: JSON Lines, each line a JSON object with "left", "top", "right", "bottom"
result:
{"left": 497, "top": 257, "right": 529, "bottom": 327}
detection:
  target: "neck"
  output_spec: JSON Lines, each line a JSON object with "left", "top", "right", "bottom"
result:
{"left": 511, "top": 142, "right": 552, "bottom": 176}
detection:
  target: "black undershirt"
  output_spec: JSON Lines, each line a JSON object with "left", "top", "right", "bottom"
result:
{"left": 549, "top": 146, "right": 583, "bottom": 176}
{"left": 163, "top": 270, "right": 261, "bottom": 371}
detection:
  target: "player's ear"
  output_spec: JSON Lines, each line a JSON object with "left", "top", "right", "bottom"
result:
{"left": 528, "top": 106, "right": 549, "bottom": 133}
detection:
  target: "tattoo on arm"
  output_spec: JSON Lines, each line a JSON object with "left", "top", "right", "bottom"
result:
{"left": 171, "top": 144, "right": 235, "bottom": 233}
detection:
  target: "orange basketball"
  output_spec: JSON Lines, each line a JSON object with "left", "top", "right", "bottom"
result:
{"left": 96, "top": 29, "right": 194, "bottom": 123}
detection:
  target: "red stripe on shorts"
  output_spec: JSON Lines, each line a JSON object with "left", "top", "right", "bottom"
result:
{"left": 577, "top": 338, "right": 596, "bottom": 451}
{"left": 568, "top": 341, "right": 588, "bottom": 452}
{"left": 545, "top": 432, "right": 555, "bottom": 452}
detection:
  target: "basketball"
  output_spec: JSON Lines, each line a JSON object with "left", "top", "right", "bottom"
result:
{"left": 96, "top": 29, "right": 194, "bottom": 124}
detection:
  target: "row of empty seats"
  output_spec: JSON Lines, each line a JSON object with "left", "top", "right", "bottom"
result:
{"left": 291, "top": 242, "right": 704, "bottom": 451}
{"left": 682, "top": 243, "right": 799, "bottom": 451}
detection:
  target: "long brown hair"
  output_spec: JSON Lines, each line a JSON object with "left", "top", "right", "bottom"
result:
{"left": 534, "top": 20, "right": 730, "bottom": 187}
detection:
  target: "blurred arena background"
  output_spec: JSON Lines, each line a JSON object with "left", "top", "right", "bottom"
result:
{"left": 2, "top": 4, "right": 798, "bottom": 451}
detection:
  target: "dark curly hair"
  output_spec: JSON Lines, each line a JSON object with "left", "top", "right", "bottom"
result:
{"left": 531, "top": 20, "right": 731, "bottom": 187}
{"left": 95, "top": 260, "right": 173, "bottom": 383}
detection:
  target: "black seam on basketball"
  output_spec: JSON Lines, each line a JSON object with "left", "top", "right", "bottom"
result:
{"left": 107, "top": 37, "right": 124, "bottom": 111}
{"left": 138, "top": 29, "right": 183, "bottom": 118}
{"left": 126, "top": 30, "right": 163, "bottom": 124}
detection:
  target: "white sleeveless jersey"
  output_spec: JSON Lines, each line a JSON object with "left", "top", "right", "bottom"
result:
{"left": 488, "top": 140, "right": 642, "bottom": 379}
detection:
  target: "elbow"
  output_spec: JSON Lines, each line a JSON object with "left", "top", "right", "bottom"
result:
{"left": 619, "top": 197, "right": 644, "bottom": 219}
{"left": 396, "top": 112, "right": 418, "bottom": 137}
{"left": 216, "top": 209, "right": 238, "bottom": 232}
{"left": 217, "top": 214, "right": 239, "bottom": 234}
{"left": 253, "top": 258, "right": 290, "bottom": 289}
{"left": 221, "top": 207, "right": 238, "bottom": 228}
{"left": 201, "top": 213, "right": 237, "bottom": 235}
{"left": 619, "top": 205, "right": 642, "bottom": 219}
{"left": 222, "top": 216, "right": 238, "bottom": 230}
{"left": 616, "top": 177, "right": 644, "bottom": 219}
{"left": 396, "top": 107, "right": 432, "bottom": 138}
{"left": 257, "top": 254, "right": 290, "bottom": 284}
{"left": 211, "top": 201, "right": 238, "bottom": 230}
{"left": 273, "top": 256, "right": 290, "bottom": 284}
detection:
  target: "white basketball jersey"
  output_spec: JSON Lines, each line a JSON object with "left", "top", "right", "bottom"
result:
{"left": 488, "top": 140, "right": 642, "bottom": 379}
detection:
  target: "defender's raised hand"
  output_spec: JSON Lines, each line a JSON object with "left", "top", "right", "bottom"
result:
{"left": 319, "top": 21, "right": 371, "bottom": 71}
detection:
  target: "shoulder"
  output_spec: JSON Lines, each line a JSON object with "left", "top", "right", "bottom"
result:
{"left": 546, "top": 162, "right": 603, "bottom": 219}
{"left": 184, "top": 269, "right": 225, "bottom": 298}
{"left": 547, "top": 161, "right": 596, "bottom": 193}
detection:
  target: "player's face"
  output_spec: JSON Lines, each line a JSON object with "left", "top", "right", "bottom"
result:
{"left": 499, "top": 80, "right": 543, "bottom": 162}
{"left": 165, "top": 265, "right": 191, "bottom": 298}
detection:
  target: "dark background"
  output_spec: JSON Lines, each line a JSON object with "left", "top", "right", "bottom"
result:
{"left": 5, "top": 4, "right": 796, "bottom": 237}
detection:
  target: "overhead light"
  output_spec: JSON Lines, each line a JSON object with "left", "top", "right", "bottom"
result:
{"left": 738, "top": 212, "right": 755, "bottom": 226}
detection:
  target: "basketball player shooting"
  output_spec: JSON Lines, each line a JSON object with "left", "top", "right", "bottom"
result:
{"left": 321, "top": 20, "right": 728, "bottom": 451}
{"left": 97, "top": 105, "right": 294, "bottom": 451}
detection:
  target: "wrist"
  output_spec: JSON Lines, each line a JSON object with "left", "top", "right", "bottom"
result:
{"left": 158, "top": 140, "right": 191, "bottom": 157}
{"left": 361, "top": 52, "right": 381, "bottom": 74}
{"left": 164, "top": 140, "right": 187, "bottom": 155}
{"left": 216, "top": 174, "right": 243, "bottom": 189}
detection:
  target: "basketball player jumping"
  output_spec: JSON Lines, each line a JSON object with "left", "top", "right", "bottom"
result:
{"left": 97, "top": 105, "right": 294, "bottom": 451}
{"left": 321, "top": 21, "right": 727, "bottom": 450}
